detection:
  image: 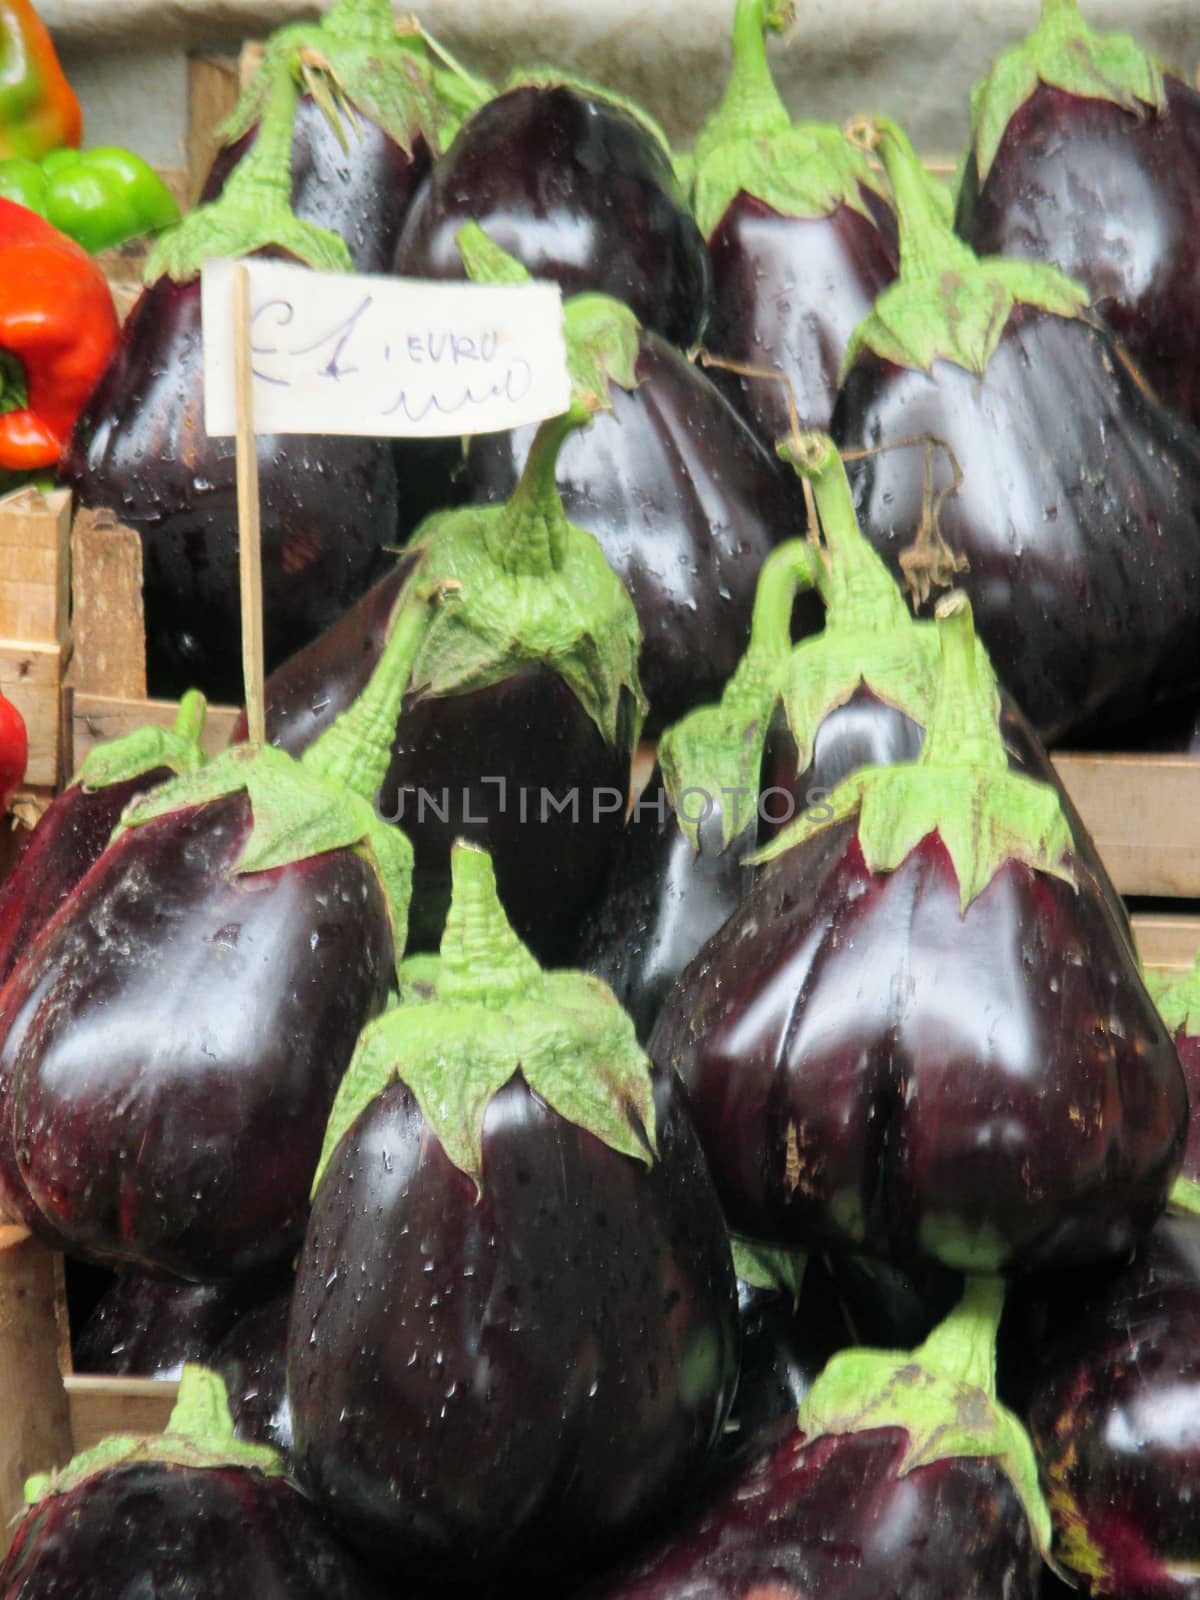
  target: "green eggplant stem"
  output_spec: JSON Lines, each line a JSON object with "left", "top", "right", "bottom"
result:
{"left": 913, "top": 1274, "right": 1006, "bottom": 1393}
{"left": 301, "top": 599, "right": 433, "bottom": 799}
{"left": 867, "top": 117, "right": 977, "bottom": 283}
{"left": 172, "top": 689, "right": 207, "bottom": 745}
{"left": 1040, "top": 0, "right": 1077, "bottom": 16}
{"left": 438, "top": 843, "right": 543, "bottom": 1009}
{"left": 779, "top": 431, "right": 912, "bottom": 632}
{"left": 747, "top": 538, "right": 820, "bottom": 658}
{"left": 695, "top": 0, "right": 793, "bottom": 163}
{"left": 323, "top": 0, "right": 398, "bottom": 44}
{"left": 223, "top": 65, "right": 299, "bottom": 202}
{"left": 485, "top": 409, "right": 581, "bottom": 577}
{"left": 919, "top": 593, "right": 1005, "bottom": 774}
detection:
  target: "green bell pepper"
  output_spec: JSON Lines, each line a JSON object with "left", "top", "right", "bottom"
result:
{"left": 0, "top": 145, "right": 180, "bottom": 252}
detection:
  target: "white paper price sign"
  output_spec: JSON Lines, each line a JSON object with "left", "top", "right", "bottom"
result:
{"left": 201, "top": 257, "right": 571, "bottom": 439}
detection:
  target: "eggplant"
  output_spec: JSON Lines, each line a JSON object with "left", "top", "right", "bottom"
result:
{"left": 0, "top": 567, "right": 435, "bottom": 1275}
{"left": 197, "top": 0, "right": 457, "bottom": 273}
{"left": 233, "top": 267, "right": 645, "bottom": 961}
{"left": 58, "top": 66, "right": 404, "bottom": 705}
{"left": 461, "top": 319, "right": 810, "bottom": 731}
{"left": 287, "top": 844, "right": 740, "bottom": 1582}
{"left": 73, "top": 1269, "right": 276, "bottom": 1380}
{"left": 691, "top": 0, "right": 897, "bottom": 440}
{"left": 585, "top": 1278, "right": 1046, "bottom": 1600}
{"left": 212, "top": 1295, "right": 294, "bottom": 1453}
{"left": 0, "top": 694, "right": 209, "bottom": 987}
{"left": 391, "top": 82, "right": 710, "bottom": 348}
{"left": 652, "top": 592, "right": 1186, "bottom": 1277}
{"left": 0, "top": 1366, "right": 391, "bottom": 1599}
{"left": 955, "top": 0, "right": 1200, "bottom": 430}
{"left": 832, "top": 118, "right": 1200, "bottom": 746}
{"left": 582, "top": 434, "right": 1129, "bottom": 1043}
{"left": 1017, "top": 1214, "right": 1200, "bottom": 1596}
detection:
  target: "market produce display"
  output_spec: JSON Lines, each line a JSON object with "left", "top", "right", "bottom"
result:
{"left": 6, "top": 0, "right": 1200, "bottom": 1594}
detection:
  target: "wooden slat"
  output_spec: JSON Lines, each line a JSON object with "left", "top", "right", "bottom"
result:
{"left": 72, "top": 693, "right": 239, "bottom": 770}
{"left": 69, "top": 509, "right": 147, "bottom": 701}
{"left": 64, "top": 1377, "right": 179, "bottom": 1454}
{"left": 0, "top": 489, "right": 71, "bottom": 647}
{"left": 1052, "top": 752, "right": 1200, "bottom": 898}
{"left": 1132, "top": 914, "right": 1200, "bottom": 974}
{"left": 0, "top": 1229, "right": 73, "bottom": 1553}
{"left": 187, "top": 54, "right": 241, "bottom": 206}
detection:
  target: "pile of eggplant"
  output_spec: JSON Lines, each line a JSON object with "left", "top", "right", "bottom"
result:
{"left": 4, "top": 0, "right": 1200, "bottom": 1593}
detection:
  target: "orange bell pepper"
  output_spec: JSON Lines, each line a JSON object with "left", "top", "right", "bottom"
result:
{"left": 0, "top": 197, "right": 117, "bottom": 471}
{"left": 0, "top": 0, "right": 81, "bottom": 160}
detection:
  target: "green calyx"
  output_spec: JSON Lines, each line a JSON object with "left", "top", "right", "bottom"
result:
{"left": 691, "top": 0, "right": 886, "bottom": 240}
{"left": 314, "top": 842, "right": 657, "bottom": 1194}
{"left": 754, "top": 591, "right": 1075, "bottom": 911}
{"left": 798, "top": 1275, "right": 1053, "bottom": 1557}
{"left": 969, "top": 0, "right": 1165, "bottom": 187}
{"left": 147, "top": 67, "right": 351, "bottom": 284}
{"left": 116, "top": 741, "right": 413, "bottom": 962}
{"left": 731, "top": 1236, "right": 807, "bottom": 1306}
{"left": 25, "top": 1366, "right": 282, "bottom": 1505}
{"left": 1145, "top": 959, "right": 1200, "bottom": 1038}
{"left": 72, "top": 689, "right": 209, "bottom": 792}
{"left": 380, "top": 228, "right": 645, "bottom": 749}
{"left": 0, "top": 349, "right": 27, "bottom": 417}
{"left": 659, "top": 538, "right": 819, "bottom": 852}
{"left": 843, "top": 117, "right": 1089, "bottom": 378}
{"left": 220, "top": 0, "right": 441, "bottom": 162}
{"left": 1170, "top": 1175, "right": 1200, "bottom": 1217}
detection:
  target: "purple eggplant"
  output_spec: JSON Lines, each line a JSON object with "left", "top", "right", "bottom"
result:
{"left": 213, "top": 1294, "right": 294, "bottom": 1454}
{"left": 583, "top": 434, "right": 1129, "bottom": 1043}
{"left": 0, "top": 694, "right": 209, "bottom": 988}
{"left": 461, "top": 318, "right": 810, "bottom": 730}
{"left": 0, "top": 548, "right": 446, "bottom": 1275}
{"left": 73, "top": 1269, "right": 279, "bottom": 1380}
{"left": 0, "top": 1366, "right": 391, "bottom": 1599}
{"left": 235, "top": 262, "right": 646, "bottom": 961}
{"left": 585, "top": 1278, "right": 1047, "bottom": 1600}
{"left": 691, "top": 0, "right": 898, "bottom": 440}
{"left": 197, "top": 0, "right": 466, "bottom": 274}
{"left": 58, "top": 62, "right": 406, "bottom": 705}
{"left": 832, "top": 118, "right": 1200, "bottom": 746}
{"left": 287, "top": 844, "right": 739, "bottom": 1582}
{"left": 1017, "top": 1214, "right": 1200, "bottom": 1595}
{"left": 653, "top": 591, "right": 1186, "bottom": 1277}
{"left": 391, "top": 81, "right": 710, "bottom": 348}
{"left": 955, "top": 0, "right": 1200, "bottom": 430}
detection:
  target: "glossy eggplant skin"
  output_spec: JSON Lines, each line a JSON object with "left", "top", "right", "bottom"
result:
{"left": 706, "top": 189, "right": 898, "bottom": 440}
{"left": 392, "top": 85, "right": 712, "bottom": 349}
{"left": 833, "top": 306, "right": 1200, "bottom": 744}
{"left": 580, "top": 684, "right": 1127, "bottom": 1048}
{"left": 1019, "top": 1215, "right": 1200, "bottom": 1596}
{"left": 213, "top": 1295, "right": 294, "bottom": 1454}
{"left": 240, "top": 565, "right": 632, "bottom": 962}
{"left": 0, "top": 793, "right": 393, "bottom": 1279}
{"left": 0, "top": 1461, "right": 393, "bottom": 1599}
{"left": 727, "top": 1261, "right": 851, "bottom": 1451}
{"left": 652, "top": 822, "right": 1185, "bottom": 1276}
{"left": 957, "top": 78, "right": 1200, "bottom": 429}
{"left": 73, "top": 1271, "right": 272, "bottom": 1379}
{"left": 0, "top": 774, "right": 168, "bottom": 988}
{"left": 463, "top": 331, "right": 809, "bottom": 730}
{"left": 586, "top": 1417, "right": 1039, "bottom": 1600}
{"left": 200, "top": 95, "right": 433, "bottom": 273}
{"left": 287, "top": 1069, "right": 740, "bottom": 1582}
{"left": 58, "top": 275, "right": 398, "bottom": 704}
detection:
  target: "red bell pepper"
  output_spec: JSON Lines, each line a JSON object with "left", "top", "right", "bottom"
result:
{"left": 0, "top": 196, "right": 117, "bottom": 470}
{"left": 0, "top": 688, "right": 26, "bottom": 807}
